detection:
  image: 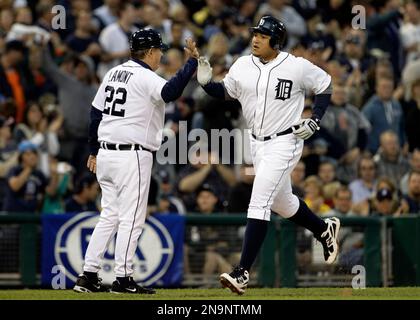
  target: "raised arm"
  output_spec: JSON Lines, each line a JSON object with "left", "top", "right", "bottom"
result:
{"left": 161, "top": 38, "right": 199, "bottom": 103}
{"left": 197, "top": 57, "right": 233, "bottom": 100}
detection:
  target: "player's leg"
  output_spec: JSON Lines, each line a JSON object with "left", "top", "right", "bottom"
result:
{"left": 111, "top": 150, "right": 155, "bottom": 294}
{"left": 271, "top": 169, "right": 340, "bottom": 264}
{"left": 74, "top": 150, "right": 119, "bottom": 293}
{"left": 220, "top": 136, "right": 298, "bottom": 294}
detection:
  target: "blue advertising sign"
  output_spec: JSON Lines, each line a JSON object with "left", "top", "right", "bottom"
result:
{"left": 41, "top": 212, "right": 185, "bottom": 288}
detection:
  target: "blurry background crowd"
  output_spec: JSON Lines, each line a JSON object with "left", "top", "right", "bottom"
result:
{"left": 0, "top": 0, "right": 420, "bottom": 277}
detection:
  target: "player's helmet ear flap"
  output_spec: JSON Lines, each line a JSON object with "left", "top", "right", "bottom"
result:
{"left": 250, "top": 15, "right": 287, "bottom": 49}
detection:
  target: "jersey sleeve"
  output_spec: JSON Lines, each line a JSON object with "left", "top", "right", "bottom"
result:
{"left": 222, "top": 60, "right": 241, "bottom": 100}
{"left": 299, "top": 58, "right": 331, "bottom": 94}
{"left": 144, "top": 72, "right": 167, "bottom": 105}
{"left": 91, "top": 72, "right": 110, "bottom": 111}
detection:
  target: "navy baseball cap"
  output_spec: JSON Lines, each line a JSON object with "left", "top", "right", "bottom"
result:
{"left": 376, "top": 188, "right": 393, "bottom": 201}
{"left": 18, "top": 140, "right": 37, "bottom": 153}
{"left": 130, "top": 29, "right": 169, "bottom": 52}
{"left": 197, "top": 183, "right": 217, "bottom": 196}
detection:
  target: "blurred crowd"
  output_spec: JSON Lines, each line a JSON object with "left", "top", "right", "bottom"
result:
{"left": 0, "top": 0, "right": 420, "bottom": 272}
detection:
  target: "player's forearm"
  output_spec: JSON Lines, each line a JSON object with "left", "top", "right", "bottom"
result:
{"left": 161, "top": 58, "right": 198, "bottom": 103}
{"left": 88, "top": 106, "right": 103, "bottom": 156}
{"left": 202, "top": 81, "right": 230, "bottom": 100}
{"left": 312, "top": 81, "right": 333, "bottom": 121}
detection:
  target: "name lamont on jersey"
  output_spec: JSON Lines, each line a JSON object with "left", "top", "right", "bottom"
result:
{"left": 91, "top": 60, "right": 168, "bottom": 151}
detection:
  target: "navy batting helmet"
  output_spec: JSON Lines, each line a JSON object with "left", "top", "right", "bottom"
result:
{"left": 250, "top": 16, "right": 287, "bottom": 50}
{"left": 130, "top": 29, "right": 169, "bottom": 52}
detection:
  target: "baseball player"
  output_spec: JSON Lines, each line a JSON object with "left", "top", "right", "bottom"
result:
{"left": 73, "top": 29, "right": 199, "bottom": 294}
{"left": 196, "top": 16, "right": 340, "bottom": 295}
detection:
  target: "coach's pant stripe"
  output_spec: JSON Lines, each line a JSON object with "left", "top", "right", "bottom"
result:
{"left": 123, "top": 151, "right": 141, "bottom": 277}
{"left": 263, "top": 137, "right": 298, "bottom": 220}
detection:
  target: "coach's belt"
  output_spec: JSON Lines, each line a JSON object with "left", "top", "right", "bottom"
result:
{"left": 251, "top": 127, "right": 293, "bottom": 141}
{"left": 100, "top": 141, "right": 152, "bottom": 153}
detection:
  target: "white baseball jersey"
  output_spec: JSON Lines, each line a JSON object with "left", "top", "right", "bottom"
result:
{"left": 223, "top": 52, "right": 331, "bottom": 137}
{"left": 223, "top": 52, "right": 331, "bottom": 221}
{"left": 92, "top": 60, "right": 167, "bottom": 151}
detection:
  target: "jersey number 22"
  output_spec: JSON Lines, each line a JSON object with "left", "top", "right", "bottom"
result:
{"left": 104, "top": 85, "right": 127, "bottom": 117}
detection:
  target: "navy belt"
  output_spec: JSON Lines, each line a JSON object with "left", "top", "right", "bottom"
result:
{"left": 251, "top": 127, "right": 293, "bottom": 141}
{"left": 100, "top": 141, "right": 152, "bottom": 153}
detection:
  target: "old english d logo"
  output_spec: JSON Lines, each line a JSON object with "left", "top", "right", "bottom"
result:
{"left": 275, "top": 79, "right": 293, "bottom": 100}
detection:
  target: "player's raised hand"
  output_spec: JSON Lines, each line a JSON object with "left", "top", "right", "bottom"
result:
{"left": 197, "top": 57, "right": 213, "bottom": 85}
{"left": 87, "top": 155, "right": 97, "bottom": 174}
{"left": 184, "top": 38, "right": 199, "bottom": 59}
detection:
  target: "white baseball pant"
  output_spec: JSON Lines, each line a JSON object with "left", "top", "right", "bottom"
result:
{"left": 247, "top": 133, "right": 304, "bottom": 221}
{"left": 83, "top": 148, "right": 153, "bottom": 277}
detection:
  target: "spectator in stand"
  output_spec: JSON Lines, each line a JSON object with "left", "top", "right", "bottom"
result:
{"left": 227, "top": 163, "right": 255, "bottom": 213}
{"left": 167, "top": 20, "right": 187, "bottom": 52}
{"left": 325, "top": 185, "right": 364, "bottom": 269}
{"left": 365, "top": 0, "right": 404, "bottom": 78}
{"left": 326, "top": 185, "right": 354, "bottom": 217}
{"left": 41, "top": 43, "right": 96, "bottom": 177}
{"left": 193, "top": 184, "right": 233, "bottom": 279}
{"left": 0, "top": 116, "right": 17, "bottom": 209}
{"left": 353, "top": 176, "right": 401, "bottom": 216}
{"left": 318, "top": 161, "right": 341, "bottom": 206}
{"left": 92, "top": 0, "right": 120, "bottom": 30}
{"left": 399, "top": 0, "right": 420, "bottom": 64}
{"left": 65, "top": 10, "right": 102, "bottom": 61}
{"left": 97, "top": 1, "right": 138, "bottom": 79}
{"left": 0, "top": 8, "right": 14, "bottom": 35}
{"left": 14, "top": 101, "right": 61, "bottom": 177}
{"left": 3, "top": 140, "right": 58, "bottom": 213}
{"left": 0, "top": 40, "right": 28, "bottom": 123}
{"left": 349, "top": 155, "right": 377, "bottom": 204}
{"left": 362, "top": 76, "right": 405, "bottom": 154}
{"left": 402, "top": 79, "right": 420, "bottom": 152}
{"left": 177, "top": 147, "right": 236, "bottom": 211}
{"left": 42, "top": 156, "right": 72, "bottom": 214}
{"left": 401, "top": 171, "right": 420, "bottom": 214}
{"left": 291, "top": 160, "right": 306, "bottom": 198}
{"left": 303, "top": 175, "right": 331, "bottom": 216}
{"left": 206, "top": 33, "right": 233, "bottom": 67}
{"left": 192, "top": 0, "right": 228, "bottom": 43}
{"left": 142, "top": 2, "right": 168, "bottom": 43}
{"left": 371, "top": 188, "right": 400, "bottom": 217}
{"left": 256, "top": 0, "right": 306, "bottom": 50}
{"left": 400, "top": 149, "right": 420, "bottom": 194}
{"left": 321, "top": 82, "right": 369, "bottom": 164}
{"left": 65, "top": 174, "right": 99, "bottom": 213}
{"left": 374, "top": 131, "right": 410, "bottom": 187}
{"left": 155, "top": 169, "right": 186, "bottom": 215}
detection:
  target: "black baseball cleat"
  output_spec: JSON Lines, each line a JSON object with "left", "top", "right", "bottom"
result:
{"left": 110, "top": 277, "right": 156, "bottom": 294}
{"left": 318, "top": 217, "right": 341, "bottom": 264}
{"left": 220, "top": 266, "right": 249, "bottom": 295}
{"left": 73, "top": 274, "right": 109, "bottom": 293}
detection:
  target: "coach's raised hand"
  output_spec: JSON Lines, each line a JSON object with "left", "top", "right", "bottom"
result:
{"left": 184, "top": 38, "right": 199, "bottom": 59}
